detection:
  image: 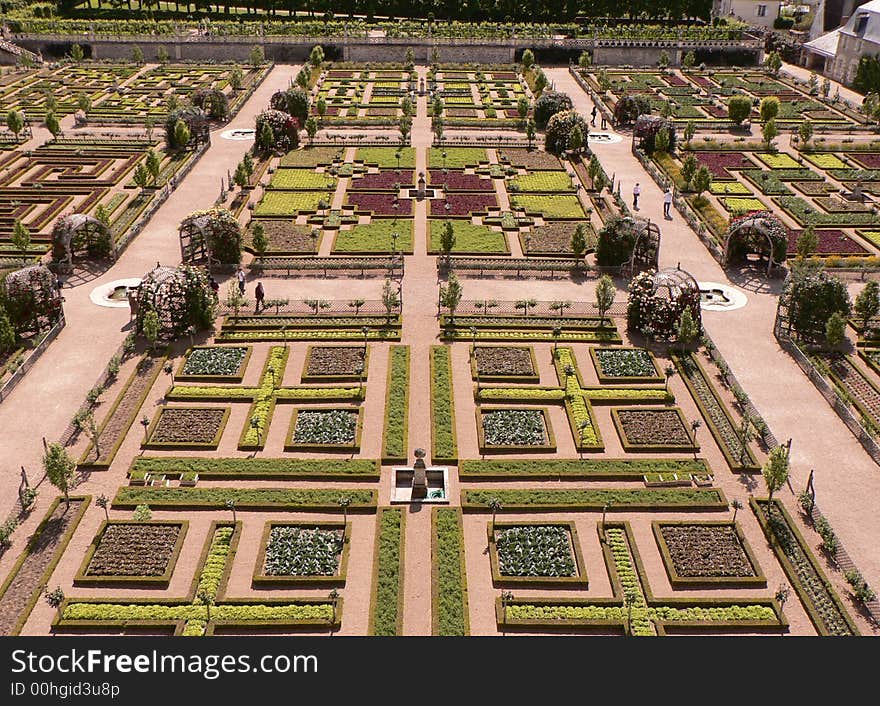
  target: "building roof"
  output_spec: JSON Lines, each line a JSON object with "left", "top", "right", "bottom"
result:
{"left": 804, "top": 28, "right": 841, "bottom": 57}
{"left": 805, "top": 0, "right": 880, "bottom": 57}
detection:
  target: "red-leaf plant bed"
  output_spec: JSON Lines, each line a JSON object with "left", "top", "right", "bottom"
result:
{"left": 346, "top": 192, "right": 413, "bottom": 216}
{"left": 429, "top": 170, "right": 494, "bottom": 192}
{"left": 786, "top": 228, "right": 869, "bottom": 256}
{"left": 430, "top": 192, "right": 498, "bottom": 217}
{"left": 850, "top": 153, "right": 880, "bottom": 170}
{"left": 694, "top": 152, "right": 754, "bottom": 180}
{"left": 349, "top": 170, "right": 414, "bottom": 190}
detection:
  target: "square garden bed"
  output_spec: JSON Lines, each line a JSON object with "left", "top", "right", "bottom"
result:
{"left": 74, "top": 520, "right": 188, "bottom": 587}
{"left": 285, "top": 407, "right": 362, "bottom": 452}
{"left": 144, "top": 407, "right": 229, "bottom": 450}
{"left": 652, "top": 521, "right": 766, "bottom": 588}
{"left": 477, "top": 407, "right": 556, "bottom": 452}
{"left": 253, "top": 521, "right": 349, "bottom": 587}
{"left": 612, "top": 407, "right": 698, "bottom": 453}
{"left": 590, "top": 347, "right": 662, "bottom": 384}
{"left": 488, "top": 521, "right": 587, "bottom": 587}
{"left": 301, "top": 345, "right": 368, "bottom": 383}
{"left": 471, "top": 346, "right": 538, "bottom": 383}
{"left": 176, "top": 346, "right": 251, "bottom": 383}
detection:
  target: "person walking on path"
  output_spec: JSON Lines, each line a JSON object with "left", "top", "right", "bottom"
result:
{"left": 255, "top": 281, "right": 265, "bottom": 313}
{"left": 237, "top": 267, "right": 246, "bottom": 296}
{"left": 633, "top": 182, "right": 641, "bottom": 211}
{"left": 591, "top": 104, "right": 598, "bottom": 127}
{"left": 209, "top": 275, "right": 219, "bottom": 302}
{"left": 663, "top": 187, "right": 673, "bottom": 219}
{"left": 601, "top": 114, "right": 607, "bottom": 130}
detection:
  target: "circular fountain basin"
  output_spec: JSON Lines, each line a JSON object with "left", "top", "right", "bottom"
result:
{"left": 697, "top": 281, "right": 747, "bottom": 312}
{"left": 90, "top": 278, "right": 142, "bottom": 308}
{"left": 587, "top": 131, "right": 622, "bottom": 145}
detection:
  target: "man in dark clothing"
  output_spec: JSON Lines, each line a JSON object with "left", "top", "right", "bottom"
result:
{"left": 255, "top": 281, "right": 265, "bottom": 313}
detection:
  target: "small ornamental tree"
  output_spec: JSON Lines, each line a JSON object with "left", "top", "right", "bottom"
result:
{"left": 77, "top": 92, "right": 92, "bottom": 116}
{"left": 440, "top": 272, "right": 463, "bottom": 321}
{"left": 440, "top": 220, "right": 455, "bottom": 262}
{"left": 234, "top": 161, "right": 249, "bottom": 190}
{"left": 613, "top": 94, "right": 652, "bottom": 126}
{"left": 760, "top": 97, "right": 780, "bottom": 123}
{"left": 570, "top": 223, "right": 588, "bottom": 263}
{"left": 762, "top": 119, "right": 779, "bottom": 150}
{"left": 521, "top": 48, "right": 535, "bottom": 69}
{"left": 70, "top": 43, "right": 84, "bottom": 62}
{"left": 680, "top": 153, "right": 698, "bottom": 189}
{"left": 727, "top": 95, "right": 752, "bottom": 125}
{"left": 762, "top": 445, "right": 789, "bottom": 503}
{"left": 309, "top": 44, "right": 325, "bottom": 67}
{"left": 250, "top": 45, "right": 265, "bottom": 68}
{"left": 45, "top": 111, "right": 60, "bottom": 138}
{"left": 578, "top": 51, "right": 591, "bottom": 69}
{"left": 305, "top": 116, "right": 318, "bottom": 144}
{"left": 142, "top": 309, "right": 160, "bottom": 349}
{"left": 765, "top": 51, "right": 783, "bottom": 76}
{"left": 683, "top": 51, "right": 696, "bottom": 70}
{"left": 854, "top": 280, "right": 880, "bottom": 331}
{"left": 12, "top": 220, "right": 30, "bottom": 261}
{"left": 517, "top": 96, "right": 530, "bottom": 123}
{"left": 0, "top": 305, "right": 15, "bottom": 355}
{"left": 674, "top": 307, "right": 699, "bottom": 351}
{"left": 683, "top": 120, "right": 696, "bottom": 145}
{"left": 133, "top": 163, "right": 150, "bottom": 191}
{"left": 595, "top": 275, "right": 615, "bottom": 324}
{"left": 230, "top": 65, "right": 243, "bottom": 91}
{"left": 251, "top": 222, "right": 268, "bottom": 258}
{"left": 525, "top": 119, "right": 536, "bottom": 148}
{"left": 796, "top": 225, "right": 818, "bottom": 259}
{"left": 156, "top": 46, "right": 170, "bottom": 64}
{"left": 692, "top": 165, "right": 712, "bottom": 202}
{"left": 6, "top": 110, "right": 24, "bottom": 140}
{"left": 270, "top": 88, "right": 310, "bottom": 125}
{"left": 43, "top": 442, "right": 75, "bottom": 508}
{"left": 382, "top": 278, "right": 400, "bottom": 322}
{"left": 317, "top": 96, "right": 327, "bottom": 123}
{"left": 145, "top": 149, "right": 161, "bottom": 185}
{"left": 825, "top": 311, "right": 847, "bottom": 348}
{"left": 596, "top": 216, "right": 642, "bottom": 266}
{"left": 798, "top": 119, "right": 814, "bottom": 146}
{"left": 131, "top": 45, "right": 144, "bottom": 65}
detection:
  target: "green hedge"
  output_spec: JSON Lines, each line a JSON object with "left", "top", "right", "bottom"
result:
{"left": 370, "top": 508, "right": 405, "bottom": 636}
{"left": 459, "top": 458, "right": 710, "bottom": 480}
{"left": 432, "top": 508, "right": 469, "bottom": 636}
{"left": 382, "top": 346, "right": 410, "bottom": 463}
{"left": 113, "top": 488, "right": 376, "bottom": 511}
{"left": 430, "top": 346, "right": 458, "bottom": 463}
{"left": 463, "top": 488, "right": 725, "bottom": 511}
{"left": 130, "top": 457, "right": 380, "bottom": 480}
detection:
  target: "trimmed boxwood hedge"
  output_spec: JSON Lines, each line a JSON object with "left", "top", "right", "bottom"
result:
{"left": 463, "top": 487, "right": 727, "bottom": 511}
{"left": 112, "top": 487, "right": 376, "bottom": 511}
{"left": 129, "top": 457, "right": 380, "bottom": 480}
{"left": 432, "top": 508, "right": 469, "bottom": 636}
{"left": 458, "top": 458, "right": 710, "bottom": 481}
{"left": 369, "top": 508, "right": 405, "bottom": 636}
{"left": 430, "top": 346, "right": 458, "bottom": 463}
{"left": 382, "top": 346, "right": 410, "bottom": 463}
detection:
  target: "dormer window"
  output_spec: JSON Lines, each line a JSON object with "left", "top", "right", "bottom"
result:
{"left": 856, "top": 14, "right": 869, "bottom": 35}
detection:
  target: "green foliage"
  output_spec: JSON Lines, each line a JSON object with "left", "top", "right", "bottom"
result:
{"left": 675, "top": 307, "right": 699, "bottom": 349}
{"left": 11, "top": 219, "right": 30, "bottom": 259}
{"left": 114, "top": 487, "right": 375, "bottom": 509}
{"left": 796, "top": 225, "right": 818, "bottom": 259}
{"left": 383, "top": 346, "right": 410, "bottom": 461}
{"left": 693, "top": 165, "right": 712, "bottom": 197}
{"left": 440, "top": 272, "right": 463, "bottom": 319}
{"left": 496, "top": 525, "right": 575, "bottom": 577}
{"left": 595, "top": 275, "right": 616, "bottom": 321}
{"left": 0, "top": 305, "right": 16, "bottom": 355}
{"left": 854, "top": 55, "right": 880, "bottom": 95}
{"left": 142, "top": 309, "right": 160, "bottom": 347}
{"left": 571, "top": 223, "right": 588, "bottom": 259}
{"left": 43, "top": 442, "right": 75, "bottom": 504}
{"left": 431, "top": 346, "right": 457, "bottom": 461}
{"left": 787, "top": 269, "right": 851, "bottom": 339}
{"left": 309, "top": 44, "right": 325, "bottom": 67}
{"left": 765, "top": 51, "right": 782, "bottom": 75}
{"left": 433, "top": 509, "right": 467, "bottom": 636}
{"left": 372, "top": 509, "right": 404, "bottom": 636}
{"left": 249, "top": 45, "right": 265, "bottom": 67}
{"left": 824, "top": 311, "right": 847, "bottom": 347}
{"left": 459, "top": 458, "right": 707, "bottom": 479}
{"left": 762, "top": 446, "right": 790, "bottom": 502}
{"left": 173, "top": 119, "right": 190, "bottom": 150}
{"left": 760, "top": 96, "right": 780, "bottom": 122}
{"left": 131, "top": 457, "right": 378, "bottom": 479}
{"left": 854, "top": 280, "right": 880, "bottom": 329}
{"left": 6, "top": 109, "right": 23, "bottom": 137}
{"left": 132, "top": 504, "right": 152, "bottom": 522}
{"left": 727, "top": 95, "right": 752, "bottom": 125}
{"left": 465, "top": 488, "right": 723, "bottom": 508}
{"left": 264, "top": 526, "right": 342, "bottom": 576}
{"left": 762, "top": 119, "right": 779, "bottom": 149}
{"left": 533, "top": 90, "right": 573, "bottom": 129}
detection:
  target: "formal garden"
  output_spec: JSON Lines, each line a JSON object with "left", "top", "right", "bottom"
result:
{"left": 0, "top": 39, "right": 876, "bottom": 642}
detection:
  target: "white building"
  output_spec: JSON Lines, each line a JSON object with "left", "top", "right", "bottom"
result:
{"left": 804, "top": 0, "right": 880, "bottom": 83}
{"left": 713, "top": 0, "right": 784, "bottom": 27}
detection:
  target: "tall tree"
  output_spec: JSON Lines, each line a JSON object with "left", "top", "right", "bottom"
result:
{"left": 43, "top": 442, "right": 76, "bottom": 508}
{"left": 762, "top": 445, "right": 789, "bottom": 504}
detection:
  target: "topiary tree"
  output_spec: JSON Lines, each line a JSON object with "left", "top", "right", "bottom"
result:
{"left": 309, "top": 44, "right": 325, "bottom": 68}
{"left": 825, "top": 311, "right": 847, "bottom": 348}
{"left": 164, "top": 107, "right": 207, "bottom": 151}
{"left": 727, "top": 95, "right": 752, "bottom": 125}
{"left": 680, "top": 154, "right": 698, "bottom": 189}
{"left": 762, "top": 119, "right": 779, "bottom": 150}
{"left": 798, "top": 119, "right": 813, "bottom": 146}
{"left": 764, "top": 51, "right": 782, "bottom": 76}
{"left": 533, "top": 90, "right": 573, "bottom": 129}
{"left": 692, "top": 165, "right": 712, "bottom": 202}
{"left": 305, "top": 116, "right": 318, "bottom": 144}
{"left": 595, "top": 274, "right": 615, "bottom": 325}
{"left": 544, "top": 110, "right": 590, "bottom": 156}
{"left": 12, "top": 219, "right": 30, "bottom": 261}
{"left": 251, "top": 221, "right": 268, "bottom": 257}
{"left": 796, "top": 225, "right": 818, "bottom": 259}
{"left": 613, "top": 94, "right": 652, "bottom": 126}
{"left": 570, "top": 223, "right": 588, "bottom": 264}
{"left": 760, "top": 96, "right": 780, "bottom": 123}
{"left": 596, "top": 216, "right": 643, "bottom": 267}
{"left": 6, "top": 110, "right": 24, "bottom": 140}
{"left": 45, "top": 111, "right": 60, "bottom": 139}
{"left": 439, "top": 220, "right": 455, "bottom": 263}
{"left": 440, "top": 271, "right": 463, "bottom": 322}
